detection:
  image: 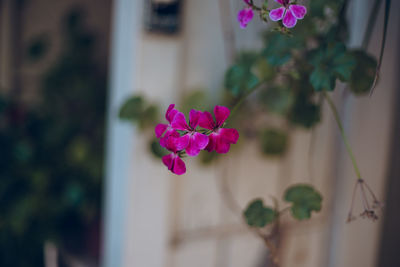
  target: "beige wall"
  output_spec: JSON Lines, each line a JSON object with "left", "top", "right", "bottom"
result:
{"left": 109, "top": 0, "right": 400, "bottom": 266}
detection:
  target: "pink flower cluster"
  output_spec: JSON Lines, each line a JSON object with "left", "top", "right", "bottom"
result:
{"left": 237, "top": 0, "right": 307, "bottom": 29}
{"left": 155, "top": 104, "right": 239, "bottom": 175}
{"left": 269, "top": 0, "right": 307, "bottom": 28}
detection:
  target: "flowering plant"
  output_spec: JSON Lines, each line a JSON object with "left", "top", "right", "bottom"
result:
{"left": 120, "top": 0, "right": 391, "bottom": 265}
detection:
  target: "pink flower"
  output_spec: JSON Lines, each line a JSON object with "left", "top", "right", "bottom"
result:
{"left": 269, "top": 0, "right": 307, "bottom": 28}
{"left": 155, "top": 104, "right": 179, "bottom": 147}
{"left": 237, "top": 7, "right": 254, "bottom": 29}
{"left": 162, "top": 131, "right": 189, "bottom": 175}
{"left": 199, "top": 105, "right": 239, "bottom": 154}
{"left": 171, "top": 110, "right": 209, "bottom": 157}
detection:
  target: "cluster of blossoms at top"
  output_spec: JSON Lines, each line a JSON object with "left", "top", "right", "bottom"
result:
{"left": 238, "top": 0, "right": 307, "bottom": 29}
{"left": 155, "top": 104, "right": 239, "bottom": 175}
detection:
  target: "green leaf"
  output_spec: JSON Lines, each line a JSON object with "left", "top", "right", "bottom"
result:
{"left": 288, "top": 93, "right": 321, "bottom": 128}
{"left": 150, "top": 139, "right": 168, "bottom": 158}
{"left": 224, "top": 52, "right": 260, "bottom": 97}
{"left": 260, "top": 128, "right": 288, "bottom": 156}
{"left": 310, "top": 67, "right": 336, "bottom": 91}
{"left": 309, "top": 43, "right": 355, "bottom": 91}
{"left": 260, "top": 86, "right": 293, "bottom": 114}
{"left": 139, "top": 105, "right": 158, "bottom": 129}
{"left": 309, "top": 0, "right": 326, "bottom": 18}
{"left": 253, "top": 58, "right": 276, "bottom": 82}
{"left": 244, "top": 199, "right": 277, "bottom": 227}
{"left": 284, "top": 184, "right": 322, "bottom": 220}
{"left": 349, "top": 50, "right": 377, "bottom": 95}
{"left": 332, "top": 50, "right": 356, "bottom": 81}
{"left": 262, "top": 32, "right": 303, "bottom": 66}
{"left": 119, "top": 96, "right": 144, "bottom": 120}
{"left": 181, "top": 90, "right": 209, "bottom": 114}
{"left": 309, "top": 0, "right": 342, "bottom": 18}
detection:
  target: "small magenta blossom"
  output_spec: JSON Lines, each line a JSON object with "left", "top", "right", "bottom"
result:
{"left": 172, "top": 110, "right": 209, "bottom": 157}
{"left": 199, "top": 105, "right": 239, "bottom": 154}
{"left": 155, "top": 104, "right": 179, "bottom": 147}
{"left": 237, "top": 7, "right": 254, "bottom": 29}
{"left": 269, "top": 0, "right": 307, "bottom": 28}
{"left": 162, "top": 132, "right": 189, "bottom": 175}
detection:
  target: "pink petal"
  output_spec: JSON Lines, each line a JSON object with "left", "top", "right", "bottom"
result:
{"left": 186, "top": 132, "right": 209, "bottom": 156}
{"left": 237, "top": 8, "right": 254, "bottom": 29}
{"left": 162, "top": 153, "right": 186, "bottom": 175}
{"left": 159, "top": 129, "right": 178, "bottom": 148}
{"left": 199, "top": 111, "right": 215, "bottom": 130}
{"left": 214, "top": 105, "right": 230, "bottom": 127}
{"left": 189, "top": 109, "right": 201, "bottom": 129}
{"left": 269, "top": 7, "right": 285, "bottom": 21}
{"left": 205, "top": 133, "right": 217, "bottom": 152}
{"left": 162, "top": 153, "right": 174, "bottom": 170}
{"left": 175, "top": 134, "right": 190, "bottom": 151}
{"left": 185, "top": 139, "right": 199, "bottom": 156}
{"left": 219, "top": 128, "right": 239, "bottom": 144}
{"left": 243, "top": 0, "right": 250, "bottom": 4}
{"left": 163, "top": 133, "right": 189, "bottom": 152}
{"left": 172, "top": 156, "right": 186, "bottom": 175}
{"left": 283, "top": 9, "right": 297, "bottom": 28}
{"left": 193, "top": 132, "right": 209, "bottom": 149}
{"left": 155, "top": 123, "right": 168, "bottom": 138}
{"left": 289, "top": 5, "right": 306, "bottom": 19}
{"left": 165, "top": 104, "right": 178, "bottom": 123}
{"left": 171, "top": 112, "right": 189, "bottom": 131}
{"left": 215, "top": 136, "right": 231, "bottom": 154}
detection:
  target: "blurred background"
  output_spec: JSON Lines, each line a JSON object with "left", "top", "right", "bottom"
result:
{"left": 0, "top": 0, "right": 399, "bottom": 267}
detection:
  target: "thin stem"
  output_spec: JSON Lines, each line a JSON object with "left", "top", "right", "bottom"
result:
{"left": 347, "top": 180, "right": 359, "bottom": 222}
{"left": 362, "top": 180, "right": 380, "bottom": 203}
{"left": 369, "top": 0, "right": 391, "bottom": 96}
{"left": 360, "top": 182, "right": 371, "bottom": 210}
{"left": 263, "top": 237, "right": 279, "bottom": 266}
{"left": 216, "top": 161, "right": 280, "bottom": 267}
{"left": 323, "top": 92, "right": 362, "bottom": 180}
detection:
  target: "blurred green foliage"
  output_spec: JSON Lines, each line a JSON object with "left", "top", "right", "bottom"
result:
{"left": 309, "top": 43, "right": 356, "bottom": 91}
{"left": 259, "top": 86, "right": 293, "bottom": 115}
{"left": 26, "top": 34, "right": 50, "bottom": 63}
{"left": 224, "top": 52, "right": 260, "bottom": 97}
{"left": 262, "top": 32, "right": 303, "bottom": 66}
{"left": 243, "top": 184, "right": 322, "bottom": 227}
{"left": 119, "top": 95, "right": 158, "bottom": 130}
{"left": 260, "top": 128, "right": 288, "bottom": 156}
{"left": 244, "top": 199, "right": 277, "bottom": 228}
{"left": 284, "top": 184, "right": 323, "bottom": 220}
{"left": 0, "top": 8, "right": 106, "bottom": 266}
{"left": 349, "top": 50, "right": 378, "bottom": 95}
